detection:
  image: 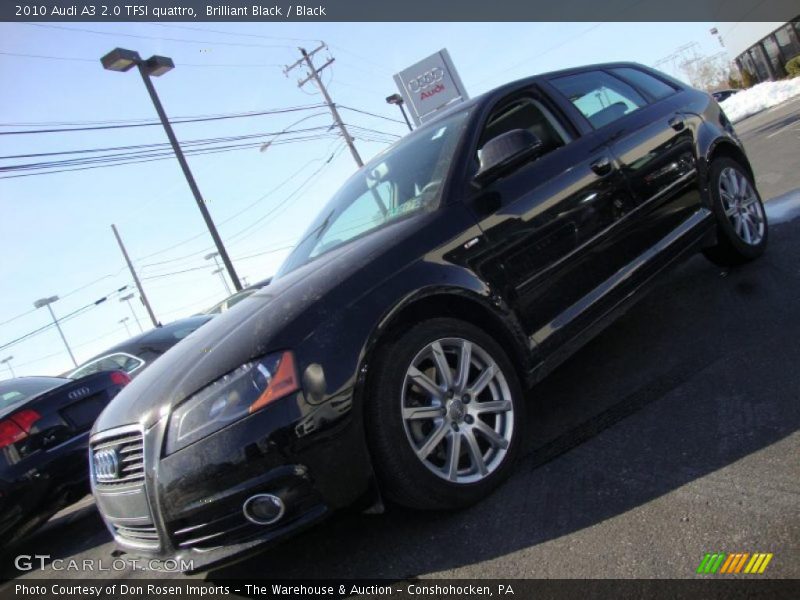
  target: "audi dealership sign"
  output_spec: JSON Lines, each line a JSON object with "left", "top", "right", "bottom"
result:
{"left": 393, "top": 49, "right": 469, "bottom": 126}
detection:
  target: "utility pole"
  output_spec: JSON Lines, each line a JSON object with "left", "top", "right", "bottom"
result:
{"left": 33, "top": 296, "right": 77, "bottom": 367}
{"left": 120, "top": 293, "right": 144, "bottom": 333}
{"left": 111, "top": 224, "right": 159, "bottom": 328}
{"left": 286, "top": 44, "right": 363, "bottom": 167}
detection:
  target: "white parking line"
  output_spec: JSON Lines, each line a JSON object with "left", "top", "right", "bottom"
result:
{"left": 766, "top": 119, "right": 800, "bottom": 139}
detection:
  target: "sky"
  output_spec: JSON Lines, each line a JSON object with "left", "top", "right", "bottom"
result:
{"left": 0, "top": 21, "right": 724, "bottom": 379}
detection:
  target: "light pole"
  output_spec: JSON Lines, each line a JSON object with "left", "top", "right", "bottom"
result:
{"left": 119, "top": 317, "right": 132, "bottom": 337}
{"left": 33, "top": 296, "right": 77, "bottom": 367}
{"left": 1, "top": 356, "right": 14, "bottom": 378}
{"left": 120, "top": 293, "right": 143, "bottom": 333}
{"left": 386, "top": 94, "right": 413, "bottom": 131}
{"left": 205, "top": 252, "right": 232, "bottom": 295}
{"left": 101, "top": 47, "right": 242, "bottom": 291}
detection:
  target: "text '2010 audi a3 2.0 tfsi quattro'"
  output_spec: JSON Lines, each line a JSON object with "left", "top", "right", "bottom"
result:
{"left": 90, "top": 62, "right": 767, "bottom": 571}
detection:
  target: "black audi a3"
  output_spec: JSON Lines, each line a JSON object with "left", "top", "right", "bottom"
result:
{"left": 91, "top": 63, "right": 767, "bottom": 570}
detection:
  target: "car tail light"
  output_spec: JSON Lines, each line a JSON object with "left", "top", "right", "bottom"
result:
{"left": 0, "top": 409, "right": 41, "bottom": 449}
{"left": 11, "top": 409, "right": 41, "bottom": 432}
{"left": 110, "top": 371, "right": 131, "bottom": 386}
{"left": 0, "top": 420, "right": 26, "bottom": 449}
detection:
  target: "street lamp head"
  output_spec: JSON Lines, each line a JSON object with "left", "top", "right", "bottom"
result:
{"left": 33, "top": 295, "right": 59, "bottom": 309}
{"left": 204, "top": 252, "right": 219, "bottom": 261}
{"left": 101, "top": 48, "right": 141, "bottom": 72}
{"left": 143, "top": 55, "right": 175, "bottom": 77}
{"left": 120, "top": 293, "right": 135, "bottom": 302}
{"left": 386, "top": 94, "right": 404, "bottom": 106}
{"left": 119, "top": 317, "right": 130, "bottom": 323}
{"left": 1, "top": 356, "right": 12, "bottom": 364}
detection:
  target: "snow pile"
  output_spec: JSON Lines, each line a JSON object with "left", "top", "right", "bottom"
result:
{"left": 719, "top": 78, "right": 800, "bottom": 122}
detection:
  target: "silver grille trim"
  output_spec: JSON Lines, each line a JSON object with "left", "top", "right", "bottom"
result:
{"left": 91, "top": 426, "right": 145, "bottom": 487}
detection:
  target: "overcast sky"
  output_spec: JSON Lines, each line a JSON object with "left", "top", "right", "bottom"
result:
{"left": 0, "top": 21, "right": 722, "bottom": 378}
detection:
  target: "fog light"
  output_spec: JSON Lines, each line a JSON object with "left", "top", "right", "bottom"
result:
{"left": 243, "top": 494, "right": 285, "bottom": 525}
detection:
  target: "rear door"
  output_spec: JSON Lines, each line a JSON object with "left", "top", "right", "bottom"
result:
{"left": 461, "top": 85, "right": 638, "bottom": 354}
{"left": 547, "top": 67, "right": 702, "bottom": 260}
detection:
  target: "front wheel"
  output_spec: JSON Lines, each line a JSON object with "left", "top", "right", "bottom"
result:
{"left": 366, "top": 318, "right": 525, "bottom": 510}
{"left": 703, "top": 157, "right": 768, "bottom": 266}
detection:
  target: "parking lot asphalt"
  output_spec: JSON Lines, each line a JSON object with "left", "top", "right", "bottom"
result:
{"left": 2, "top": 98, "right": 799, "bottom": 584}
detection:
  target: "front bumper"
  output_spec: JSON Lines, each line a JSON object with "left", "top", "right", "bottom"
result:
{"left": 90, "top": 390, "right": 372, "bottom": 572}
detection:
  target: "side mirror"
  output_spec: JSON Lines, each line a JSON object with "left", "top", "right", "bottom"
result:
{"left": 474, "top": 129, "right": 544, "bottom": 186}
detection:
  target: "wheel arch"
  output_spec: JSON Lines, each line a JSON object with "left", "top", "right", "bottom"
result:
{"left": 707, "top": 139, "right": 754, "bottom": 182}
{"left": 358, "top": 288, "right": 535, "bottom": 397}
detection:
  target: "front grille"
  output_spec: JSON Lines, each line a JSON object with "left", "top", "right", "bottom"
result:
{"left": 91, "top": 430, "right": 145, "bottom": 487}
{"left": 114, "top": 523, "right": 159, "bottom": 547}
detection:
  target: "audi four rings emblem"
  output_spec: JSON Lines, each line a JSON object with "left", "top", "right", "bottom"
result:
{"left": 407, "top": 67, "right": 445, "bottom": 93}
{"left": 94, "top": 448, "right": 121, "bottom": 482}
{"left": 68, "top": 387, "right": 91, "bottom": 400}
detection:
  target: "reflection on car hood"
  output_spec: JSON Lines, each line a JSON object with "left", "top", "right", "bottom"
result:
{"left": 92, "top": 218, "right": 419, "bottom": 432}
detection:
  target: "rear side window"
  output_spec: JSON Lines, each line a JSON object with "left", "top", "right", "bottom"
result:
{"left": 610, "top": 67, "right": 676, "bottom": 101}
{"left": 550, "top": 70, "right": 647, "bottom": 129}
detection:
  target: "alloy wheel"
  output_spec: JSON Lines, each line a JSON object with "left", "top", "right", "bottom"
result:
{"left": 719, "top": 166, "right": 765, "bottom": 246}
{"left": 400, "top": 337, "right": 515, "bottom": 484}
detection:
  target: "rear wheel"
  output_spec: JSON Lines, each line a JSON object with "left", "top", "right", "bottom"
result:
{"left": 366, "top": 318, "right": 524, "bottom": 510}
{"left": 703, "top": 157, "right": 768, "bottom": 266}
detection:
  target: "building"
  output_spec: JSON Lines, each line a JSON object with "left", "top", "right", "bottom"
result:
{"left": 717, "top": 19, "right": 800, "bottom": 83}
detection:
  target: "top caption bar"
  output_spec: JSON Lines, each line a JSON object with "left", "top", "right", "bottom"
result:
{"left": 1, "top": 0, "right": 798, "bottom": 22}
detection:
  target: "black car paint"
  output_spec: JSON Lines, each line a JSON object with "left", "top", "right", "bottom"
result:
{"left": 90, "top": 63, "right": 754, "bottom": 571}
{"left": 0, "top": 373, "right": 128, "bottom": 545}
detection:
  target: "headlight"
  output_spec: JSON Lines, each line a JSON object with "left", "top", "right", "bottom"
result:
{"left": 165, "top": 351, "right": 298, "bottom": 454}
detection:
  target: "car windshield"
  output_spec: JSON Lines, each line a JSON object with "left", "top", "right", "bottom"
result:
{"left": 0, "top": 377, "right": 69, "bottom": 410}
{"left": 276, "top": 109, "right": 471, "bottom": 277}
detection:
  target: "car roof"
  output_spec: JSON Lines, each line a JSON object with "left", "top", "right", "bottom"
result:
{"left": 81, "top": 315, "right": 212, "bottom": 361}
{"left": 423, "top": 61, "right": 677, "bottom": 128}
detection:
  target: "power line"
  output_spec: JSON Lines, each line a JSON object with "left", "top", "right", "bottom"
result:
{"left": 0, "top": 104, "right": 328, "bottom": 135}
{"left": 0, "top": 125, "right": 338, "bottom": 163}
{"left": 136, "top": 153, "right": 334, "bottom": 268}
{"left": 0, "top": 133, "right": 341, "bottom": 179}
{"left": 0, "top": 307, "right": 38, "bottom": 328}
{"left": 0, "top": 285, "right": 131, "bottom": 353}
{"left": 0, "top": 106, "right": 319, "bottom": 128}
{"left": 137, "top": 144, "right": 344, "bottom": 279}
{"left": 338, "top": 105, "right": 405, "bottom": 125}
{"left": 19, "top": 22, "right": 297, "bottom": 50}
{"left": 131, "top": 138, "right": 342, "bottom": 265}
{"left": 150, "top": 23, "right": 320, "bottom": 44}
{"left": 224, "top": 144, "right": 345, "bottom": 245}
{"left": 0, "top": 50, "right": 285, "bottom": 69}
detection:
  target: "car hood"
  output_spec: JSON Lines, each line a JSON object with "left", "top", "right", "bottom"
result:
{"left": 92, "top": 218, "right": 420, "bottom": 433}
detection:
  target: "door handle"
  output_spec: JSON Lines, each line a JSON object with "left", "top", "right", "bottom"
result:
{"left": 590, "top": 156, "right": 613, "bottom": 176}
{"left": 668, "top": 115, "right": 685, "bottom": 131}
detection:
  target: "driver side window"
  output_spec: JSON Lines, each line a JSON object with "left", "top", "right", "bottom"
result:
{"left": 478, "top": 96, "right": 572, "bottom": 163}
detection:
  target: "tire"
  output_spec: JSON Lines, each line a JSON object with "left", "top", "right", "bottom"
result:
{"left": 366, "top": 317, "right": 525, "bottom": 510}
{"left": 703, "top": 157, "right": 768, "bottom": 266}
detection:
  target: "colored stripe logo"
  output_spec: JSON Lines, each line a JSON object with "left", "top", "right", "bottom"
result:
{"left": 696, "top": 552, "right": 773, "bottom": 574}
